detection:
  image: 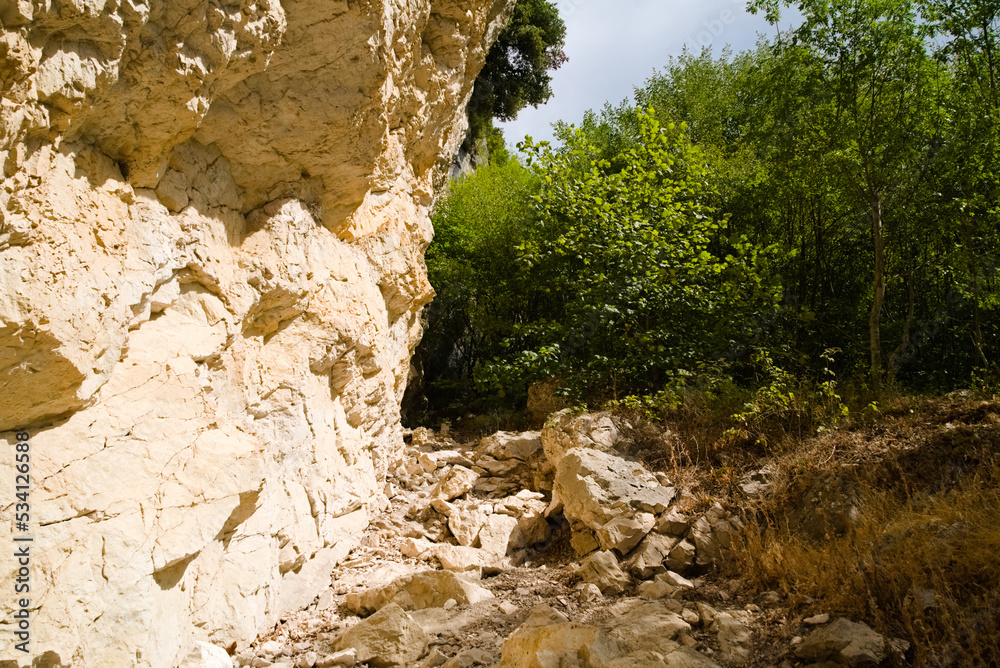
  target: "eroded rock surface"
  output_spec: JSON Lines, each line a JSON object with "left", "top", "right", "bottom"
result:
{"left": 0, "top": 1, "right": 513, "bottom": 665}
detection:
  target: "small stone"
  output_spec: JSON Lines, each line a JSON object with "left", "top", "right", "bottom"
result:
{"left": 419, "top": 649, "right": 448, "bottom": 668}
{"left": 714, "top": 612, "right": 752, "bottom": 666}
{"left": 499, "top": 601, "right": 519, "bottom": 615}
{"left": 656, "top": 510, "right": 691, "bottom": 537}
{"left": 178, "top": 642, "right": 235, "bottom": 668}
{"left": 401, "top": 537, "right": 434, "bottom": 559}
{"left": 432, "top": 466, "right": 480, "bottom": 502}
{"left": 795, "top": 618, "right": 886, "bottom": 666}
{"left": 661, "top": 571, "right": 695, "bottom": 589}
{"left": 448, "top": 508, "right": 487, "bottom": 547}
{"left": 595, "top": 513, "right": 656, "bottom": 555}
{"left": 665, "top": 539, "right": 696, "bottom": 572}
{"left": 434, "top": 544, "right": 498, "bottom": 575}
{"left": 524, "top": 604, "right": 571, "bottom": 627}
{"left": 696, "top": 603, "right": 717, "bottom": 626}
{"left": 626, "top": 532, "right": 677, "bottom": 580}
{"left": 443, "top": 598, "right": 458, "bottom": 610}
{"left": 322, "top": 648, "right": 357, "bottom": 667}
{"left": 420, "top": 452, "right": 441, "bottom": 473}
{"left": 578, "top": 583, "right": 603, "bottom": 602}
{"left": 431, "top": 498, "right": 455, "bottom": 515}
{"left": 294, "top": 652, "right": 318, "bottom": 668}
{"left": 260, "top": 641, "right": 284, "bottom": 657}
{"left": 515, "top": 587, "right": 531, "bottom": 596}
{"left": 636, "top": 580, "right": 675, "bottom": 599}
{"left": 333, "top": 603, "right": 429, "bottom": 667}
{"left": 677, "top": 632, "right": 698, "bottom": 649}
{"left": 682, "top": 608, "right": 700, "bottom": 625}
{"left": 478, "top": 513, "right": 518, "bottom": 556}
{"left": 577, "top": 550, "right": 631, "bottom": 595}
{"left": 805, "top": 613, "right": 830, "bottom": 625}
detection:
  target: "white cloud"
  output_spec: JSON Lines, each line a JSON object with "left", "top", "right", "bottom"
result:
{"left": 498, "top": 0, "right": 791, "bottom": 145}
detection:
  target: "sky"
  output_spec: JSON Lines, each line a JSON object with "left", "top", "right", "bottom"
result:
{"left": 499, "top": 0, "right": 796, "bottom": 146}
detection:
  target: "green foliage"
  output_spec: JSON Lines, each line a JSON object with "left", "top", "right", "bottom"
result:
{"left": 414, "top": 0, "right": 1000, "bottom": 424}
{"left": 475, "top": 109, "right": 776, "bottom": 402}
{"left": 419, "top": 160, "right": 540, "bottom": 411}
{"left": 466, "top": 0, "right": 567, "bottom": 149}
{"left": 726, "top": 348, "right": 849, "bottom": 448}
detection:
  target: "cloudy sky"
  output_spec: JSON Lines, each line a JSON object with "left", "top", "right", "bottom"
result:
{"left": 499, "top": 0, "right": 796, "bottom": 145}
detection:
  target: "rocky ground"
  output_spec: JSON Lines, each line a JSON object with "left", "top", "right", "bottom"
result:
{"left": 184, "top": 410, "right": 913, "bottom": 668}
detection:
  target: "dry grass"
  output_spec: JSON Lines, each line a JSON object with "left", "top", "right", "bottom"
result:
{"left": 725, "top": 398, "right": 1000, "bottom": 667}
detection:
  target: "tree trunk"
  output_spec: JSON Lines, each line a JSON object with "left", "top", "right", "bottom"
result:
{"left": 869, "top": 195, "right": 885, "bottom": 396}
{"left": 888, "top": 245, "right": 916, "bottom": 385}
{"left": 970, "top": 250, "right": 989, "bottom": 369}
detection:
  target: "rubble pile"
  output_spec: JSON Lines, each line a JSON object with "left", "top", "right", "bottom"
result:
{"left": 212, "top": 411, "right": 907, "bottom": 668}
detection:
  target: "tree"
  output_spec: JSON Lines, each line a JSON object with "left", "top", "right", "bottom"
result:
{"left": 479, "top": 110, "right": 773, "bottom": 401}
{"left": 419, "top": 160, "right": 541, "bottom": 412}
{"left": 466, "top": 0, "right": 567, "bottom": 151}
{"left": 920, "top": 0, "right": 1000, "bottom": 374}
{"left": 751, "top": 0, "right": 944, "bottom": 394}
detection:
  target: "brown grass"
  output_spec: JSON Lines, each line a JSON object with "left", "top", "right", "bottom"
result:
{"left": 723, "top": 398, "right": 1000, "bottom": 667}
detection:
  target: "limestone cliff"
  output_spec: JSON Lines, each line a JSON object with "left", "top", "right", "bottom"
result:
{"left": 0, "top": 0, "right": 513, "bottom": 665}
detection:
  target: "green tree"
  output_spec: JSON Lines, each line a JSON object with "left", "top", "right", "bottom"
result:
{"left": 480, "top": 109, "right": 774, "bottom": 401}
{"left": 419, "top": 160, "right": 540, "bottom": 411}
{"left": 466, "top": 0, "right": 567, "bottom": 151}
{"left": 920, "top": 0, "right": 1000, "bottom": 374}
{"left": 752, "top": 0, "right": 944, "bottom": 394}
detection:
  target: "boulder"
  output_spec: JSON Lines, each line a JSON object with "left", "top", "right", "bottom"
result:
{"left": 795, "top": 618, "right": 886, "bottom": 667}
{"left": 626, "top": 533, "right": 678, "bottom": 579}
{"left": 541, "top": 410, "right": 623, "bottom": 468}
{"left": 577, "top": 551, "right": 631, "bottom": 595}
{"left": 178, "top": 642, "right": 234, "bottom": 668}
{"left": 432, "top": 466, "right": 480, "bottom": 502}
{"left": 499, "top": 623, "right": 631, "bottom": 668}
{"left": 346, "top": 570, "right": 494, "bottom": 615}
{"left": 554, "top": 450, "right": 677, "bottom": 533}
{"left": 333, "top": 603, "right": 430, "bottom": 668}
{"left": 596, "top": 513, "right": 656, "bottom": 555}
{"left": 713, "top": 612, "right": 752, "bottom": 666}
{"left": 477, "top": 431, "right": 543, "bottom": 461}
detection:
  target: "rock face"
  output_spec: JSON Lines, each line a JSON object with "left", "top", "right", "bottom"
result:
{"left": 0, "top": 1, "right": 513, "bottom": 666}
